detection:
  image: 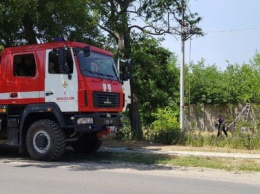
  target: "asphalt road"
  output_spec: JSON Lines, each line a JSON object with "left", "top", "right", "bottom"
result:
{"left": 0, "top": 159, "right": 260, "bottom": 194}
{"left": 0, "top": 146, "right": 260, "bottom": 194}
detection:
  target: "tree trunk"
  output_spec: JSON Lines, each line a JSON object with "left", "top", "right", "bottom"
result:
{"left": 122, "top": 15, "right": 143, "bottom": 139}
{"left": 129, "top": 92, "right": 143, "bottom": 139}
{"left": 103, "top": 1, "right": 143, "bottom": 140}
{"left": 21, "top": 13, "right": 37, "bottom": 44}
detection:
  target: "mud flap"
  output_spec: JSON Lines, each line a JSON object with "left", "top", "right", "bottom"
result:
{"left": 7, "top": 127, "right": 19, "bottom": 146}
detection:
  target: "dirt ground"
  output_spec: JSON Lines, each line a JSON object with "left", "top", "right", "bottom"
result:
{"left": 102, "top": 140, "right": 260, "bottom": 154}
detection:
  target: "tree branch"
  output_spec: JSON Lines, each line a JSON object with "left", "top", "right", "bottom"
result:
{"left": 98, "top": 24, "right": 120, "bottom": 42}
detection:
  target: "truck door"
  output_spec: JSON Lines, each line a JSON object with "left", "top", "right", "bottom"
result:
{"left": 45, "top": 49, "right": 78, "bottom": 112}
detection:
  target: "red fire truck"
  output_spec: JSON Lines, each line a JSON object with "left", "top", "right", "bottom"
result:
{"left": 0, "top": 41, "right": 130, "bottom": 161}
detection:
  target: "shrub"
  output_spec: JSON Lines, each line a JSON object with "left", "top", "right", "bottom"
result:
{"left": 151, "top": 107, "right": 179, "bottom": 130}
{"left": 182, "top": 131, "right": 205, "bottom": 147}
{"left": 153, "top": 128, "right": 183, "bottom": 145}
{"left": 116, "top": 116, "right": 132, "bottom": 141}
{"left": 145, "top": 106, "right": 182, "bottom": 144}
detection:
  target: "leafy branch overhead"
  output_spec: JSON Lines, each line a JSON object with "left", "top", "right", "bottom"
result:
{"left": 0, "top": 0, "right": 100, "bottom": 46}
{"left": 136, "top": 0, "right": 204, "bottom": 39}
{"left": 97, "top": 0, "right": 203, "bottom": 46}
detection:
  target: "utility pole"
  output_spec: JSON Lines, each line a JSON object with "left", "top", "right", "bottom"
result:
{"left": 180, "top": 25, "right": 185, "bottom": 130}
{"left": 167, "top": 0, "right": 203, "bottom": 130}
{"left": 180, "top": 0, "right": 185, "bottom": 130}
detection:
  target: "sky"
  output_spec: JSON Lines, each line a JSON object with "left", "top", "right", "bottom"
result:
{"left": 160, "top": 0, "right": 260, "bottom": 70}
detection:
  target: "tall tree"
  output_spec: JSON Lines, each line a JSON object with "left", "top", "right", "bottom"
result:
{"left": 96, "top": 0, "right": 144, "bottom": 139}
{"left": 186, "top": 55, "right": 260, "bottom": 105}
{"left": 249, "top": 53, "right": 260, "bottom": 102}
{"left": 131, "top": 34, "right": 179, "bottom": 125}
{"left": 96, "top": 0, "right": 202, "bottom": 138}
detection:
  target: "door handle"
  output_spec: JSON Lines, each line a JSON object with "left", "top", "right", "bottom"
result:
{"left": 10, "top": 93, "right": 18, "bottom": 98}
{"left": 45, "top": 91, "right": 54, "bottom": 96}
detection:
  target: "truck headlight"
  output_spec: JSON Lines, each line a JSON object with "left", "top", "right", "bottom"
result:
{"left": 77, "top": 117, "right": 93, "bottom": 124}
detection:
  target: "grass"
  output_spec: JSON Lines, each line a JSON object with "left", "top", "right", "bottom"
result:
{"left": 62, "top": 150, "right": 260, "bottom": 172}
{"left": 100, "top": 139, "right": 260, "bottom": 172}
{"left": 104, "top": 127, "right": 260, "bottom": 172}
{"left": 111, "top": 153, "right": 260, "bottom": 172}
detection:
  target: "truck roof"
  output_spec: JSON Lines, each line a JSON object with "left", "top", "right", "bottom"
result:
{"left": 1, "top": 41, "right": 113, "bottom": 56}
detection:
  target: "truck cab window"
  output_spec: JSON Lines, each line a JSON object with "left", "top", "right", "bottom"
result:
{"left": 13, "top": 54, "right": 36, "bottom": 77}
{"left": 48, "top": 49, "right": 73, "bottom": 74}
{"left": 77, "top": 51, "right": 119, "bottom": 81}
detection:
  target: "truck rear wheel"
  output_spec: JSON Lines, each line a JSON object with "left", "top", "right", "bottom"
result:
{"left": 26, "top": 119, "right": 65, "bottom": 161}
{"left": 72, "top": 134, "right": 102, "bottom": 154}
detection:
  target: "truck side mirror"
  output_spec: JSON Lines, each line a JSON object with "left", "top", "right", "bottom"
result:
{"left": 122, "top": 59, "right": 132, "bottom": 81}
{"left": 83, "top": 46, "right": 91, "bottom": 57}
{"left": 56, "top": 48, "right": 69, "bottom": 74}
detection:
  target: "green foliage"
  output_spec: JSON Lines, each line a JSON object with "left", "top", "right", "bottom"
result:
{"left": 152, "top": 129, "right": 183, "bottom": 145}
{"left": 185, "top": 54, "right": 260, "bottom": 105}
{"left": 180, "top": 128, "right": 260, "bottom": 150}
{"left": 0, "top": 0, "right": 100, "bottom": 46}
{"left": 151, "top": 106, "right": 179, "bottom": 130}
{"left": 181, "top": 131, "right": 205, "bottom": 147}
{"left": 116, "top": 116, "right": 132, "bottom": 141}
{"left": 117, "top": 116, "right": 260, "bottom": 149}
{"left": 140, "top": 0, "right": 203, "bottom": 39}
{"left": 141, "top": 105, "right": 182, "bottom": 144}
{"left": 131, "top": 34, "right": 180, "bottom": 125}
{"left": 118, "top": 105, "right": 183, "bottom": 145}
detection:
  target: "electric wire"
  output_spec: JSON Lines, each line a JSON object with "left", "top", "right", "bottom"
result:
{"left": 205, "top": 27, "right": 260, "bottom": 34}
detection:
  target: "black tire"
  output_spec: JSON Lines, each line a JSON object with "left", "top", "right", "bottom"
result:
{"left": 72, "top": 134, "right": 102, "bottom": 154}
{"left": 26, "top": 119, "right": 65, "bottom": 161}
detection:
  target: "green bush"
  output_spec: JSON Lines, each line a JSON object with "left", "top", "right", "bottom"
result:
{"left": 116, "top": 112, "right": 260, "bottom": 150}
{"left": 144, "top": 106, "right": 182, "bottom": 144}
{"left": 152, "top": 128, "right": 183, "bottom": 145}
{"left": 182, "top": 131, "right": 205, "bottom": 147}
{"left": 151, "top": 106, "right": 179, "bottom": 130}
{"left": 116, "top": 116, "right": 132, "bottom": 141}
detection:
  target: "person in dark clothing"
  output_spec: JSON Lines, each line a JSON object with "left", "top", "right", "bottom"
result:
{"left": 217, "top": 115, "right": 228, "bottom": 137}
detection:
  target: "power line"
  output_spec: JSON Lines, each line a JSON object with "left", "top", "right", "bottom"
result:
{"left": 205, "top": 27, "right": 260, "bottom": 34}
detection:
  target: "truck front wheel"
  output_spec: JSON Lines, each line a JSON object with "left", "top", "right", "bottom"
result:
{"left": 26, "top": 119, "right": 65, "bottom": 161}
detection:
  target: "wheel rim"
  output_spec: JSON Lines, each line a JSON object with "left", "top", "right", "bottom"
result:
{"left": 33, "top": 130, "right": 51, "bottom": 154}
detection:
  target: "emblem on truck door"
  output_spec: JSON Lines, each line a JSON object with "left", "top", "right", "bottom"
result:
{"left": 62, "top": 81, "right": 68, "bottom": 88}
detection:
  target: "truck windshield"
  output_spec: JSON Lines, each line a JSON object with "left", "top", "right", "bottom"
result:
{"left": 77, "top": 51, "right": 119, "bottom": 81}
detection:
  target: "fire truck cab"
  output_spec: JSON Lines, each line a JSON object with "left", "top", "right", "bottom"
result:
{"left": 0, "top": 41, "right": 130, "bottom": 161}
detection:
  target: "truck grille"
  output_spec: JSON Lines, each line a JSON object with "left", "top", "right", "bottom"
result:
{"left": 93, "top": 92, "right": 120, "bottom": 108}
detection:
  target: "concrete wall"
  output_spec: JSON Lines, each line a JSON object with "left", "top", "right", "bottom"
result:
{"left": 184, "top": 103, "right": 260, "bottom": 131}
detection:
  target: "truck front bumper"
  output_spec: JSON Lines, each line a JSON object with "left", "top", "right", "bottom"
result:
{"left": 74, "top": 112, "right": 123, "bottom": 133}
